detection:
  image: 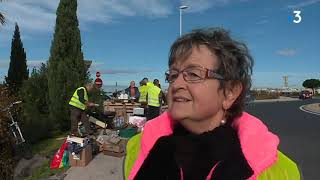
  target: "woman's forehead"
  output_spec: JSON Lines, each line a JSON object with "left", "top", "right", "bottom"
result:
{"left": 170, "top": 46, "right": 219, "bottom": 69}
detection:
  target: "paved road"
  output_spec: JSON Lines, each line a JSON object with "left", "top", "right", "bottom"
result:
{"left": 245, "top": 98, "right": 320, "bottom": 180}
{"left": 64, "top": 154, "right": 124, "bottom": 180}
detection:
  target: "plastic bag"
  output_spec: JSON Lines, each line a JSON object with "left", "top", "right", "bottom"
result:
{"left": 50, "top": 138, "right": 69, "bottom": 169}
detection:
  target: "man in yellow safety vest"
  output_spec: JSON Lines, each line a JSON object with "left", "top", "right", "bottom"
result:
{"left": 138, "top": 78, "right": 153, "bottom": 116}
{"left": 69, "top": 83, "right": 98, "bottom": 136}
{"left": 138, "top": 78, "right": 153, "bottom": 104}
{"left": 146, "top": 79, "right": 162, "bottom": 120}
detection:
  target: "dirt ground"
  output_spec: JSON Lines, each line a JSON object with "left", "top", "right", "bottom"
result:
{"left": 14, "top": 154, "right": 47, "bottom": 180}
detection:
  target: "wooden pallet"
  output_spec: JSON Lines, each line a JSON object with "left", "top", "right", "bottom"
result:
{"left": 89, "top": 116, "right": 107, "bottom": 128}
{"left": 104, "top": 101, "right": 141, "bottom": 116}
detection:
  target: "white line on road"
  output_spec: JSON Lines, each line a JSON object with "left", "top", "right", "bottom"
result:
{"left": 299, "top": 105, "right": 320, "bottom": 116}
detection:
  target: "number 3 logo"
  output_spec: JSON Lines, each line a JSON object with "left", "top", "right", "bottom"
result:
{"left": 293, "top": 11, "right": 302, "bottom": 24}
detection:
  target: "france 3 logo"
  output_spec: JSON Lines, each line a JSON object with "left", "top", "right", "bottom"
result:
{"left": 290, "top": 10, "right": 302, "bottom": 24}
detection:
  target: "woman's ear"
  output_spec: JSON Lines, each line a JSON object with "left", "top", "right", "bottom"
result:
{"left": 223, "top": 82, "right": 243, "bottom": 110}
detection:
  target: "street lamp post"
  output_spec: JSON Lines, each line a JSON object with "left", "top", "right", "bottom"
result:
{"left": 179, "top": 5, "right": 188, "bottom": 37}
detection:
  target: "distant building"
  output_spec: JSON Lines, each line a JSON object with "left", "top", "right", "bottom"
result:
{"left": 280, "top": 88, "right": 299, "bottom": 93}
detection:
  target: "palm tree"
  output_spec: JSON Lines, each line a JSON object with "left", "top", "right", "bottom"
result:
{"left": 0, "top": 0, "right": 5, "bottom": 25}
{"left": 0, "top": 14, "right": 4, "bottom": 25}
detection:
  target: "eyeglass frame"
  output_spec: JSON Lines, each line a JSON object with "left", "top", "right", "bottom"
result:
{"left": 165, "top": 65, "right": 224, "bottom": 83}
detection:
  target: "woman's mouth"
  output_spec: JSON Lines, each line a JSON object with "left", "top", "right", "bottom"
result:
{"left": 173, "top": 96, "right": 191, "bottom": 102}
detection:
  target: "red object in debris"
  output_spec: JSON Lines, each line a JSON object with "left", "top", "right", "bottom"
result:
{"left": 50, "top": 139, "right": 67, "bottom": 169}
{"left": 96, "top": 71, "right": 101, "bottom": 78}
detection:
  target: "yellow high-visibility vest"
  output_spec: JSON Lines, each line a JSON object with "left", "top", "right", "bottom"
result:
{"left": 139, "top": 85, "right": 148, "bottom": 103}
{"left": 124, "top": 134, "right": 301, "bottom": 180}
{"left": 147, "top": 85, "right": 161, "bottom": 107}
{"left": 147, "top": 82, "right": 153, "bottom": 87}
{"left": 69, "top": 87, "right": 88, "bottom": 110}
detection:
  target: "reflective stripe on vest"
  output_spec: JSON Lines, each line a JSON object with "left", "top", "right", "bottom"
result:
{"left": 147, "top": 85, "right": 161, "bottom": 107}
{"left": 69, "top": 87, "right": 88, "bottom": 110}
{"left": 139, "top": 85, "right": 148, "bottom": 102}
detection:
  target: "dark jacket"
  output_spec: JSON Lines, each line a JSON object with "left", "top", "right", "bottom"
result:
{"left": 125, "top": 86, "right": 140, "bottom": 100}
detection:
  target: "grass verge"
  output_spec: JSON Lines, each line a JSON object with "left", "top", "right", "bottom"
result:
{"left": 25, "top": 160, "right": 68, "bottom": 180}
{"left": 25, "top": 132, "right": 70, "bottom": 180}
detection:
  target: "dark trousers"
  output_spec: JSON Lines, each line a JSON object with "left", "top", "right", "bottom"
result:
{"left": 139, "top": 102, "right": 148, "bottom": 117}
{"left": 70, "top": 106, "right": 91, "bottom": 135}
{"left": 146, "top": 105, "right": 160, "bottom": 121}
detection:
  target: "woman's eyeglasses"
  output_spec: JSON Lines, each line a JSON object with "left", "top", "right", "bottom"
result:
{"left": 165, "top": 66, "right": 224, "bottom": 83}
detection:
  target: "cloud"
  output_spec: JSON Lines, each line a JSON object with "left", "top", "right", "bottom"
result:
{"left": 90, "top": 62, "right": 105, "bottom": 67}
{"left": 0, "top": 1, "right": 56, "bottom": 32}
{"left": 252, "top": 71, "right": 320, "bottom": 88}
{"left": 96, "top": 68, "right": 154, "bottom": 75}
{"left": 254, "top": 71, "right": 320, "bottom": 78}
{"left": 0, "top": 0, "right": 173, "bottom": 34}
{"left": 27, "top": 60, "right": 47, "bottom": 68}
{"left": 287, "top": 0, "right": 320, "bottom": 9}
{"left": 87, "top": 62, "right": 105, "bottom": 72}
{"left": 0, "top": 60, "right": 46, "bottom": 68}
{"left": 124, "top": 0, "right": 172, "bottom": 17}
{"left": 22, "top": 0, "right": 59, "bottom": 11}
{"left": 181, "top": 0, "right": 229, "bottom": 13}
{"left": 275, "top": 49, "right": 298, "bottom": 56}
{"left": 256, "top": 19, "right": 268, "bottom": 25}
{"left": 0, "top": 61, "right": 9, "bottom": 68}
{"left": 0, "top": 0, "right": 233, "bottom": 34}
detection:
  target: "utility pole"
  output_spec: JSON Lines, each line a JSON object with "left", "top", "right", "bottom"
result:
{"left": 283, "top": 76, "right": 288, "bottom": 88}
{"left": 179, "top": 5, "right": 188, "bottom": 36}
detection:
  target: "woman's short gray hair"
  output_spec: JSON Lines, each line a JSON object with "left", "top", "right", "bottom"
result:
{"left": 168, "top": 28, "right": 254, "bottom": 123}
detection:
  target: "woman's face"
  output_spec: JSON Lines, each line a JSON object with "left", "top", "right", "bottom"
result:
{"left": 167, "top": 45, "right": 226, "bottom": 126}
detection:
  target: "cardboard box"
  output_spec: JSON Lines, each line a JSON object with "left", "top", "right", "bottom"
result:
{"left": 103, "top": 139, "right": 128, "bottom": 157}
{"left": 133, "top": 107, "right": 144, "bottom": 115}
{"left": 69, "top": 145, "right": 92, "bottom": 167}
{"left": 103, "top": 141, "right": 124, "bottom": 153}
{"left": 67, "top": 136, "right": 89, "bottom": 147}
{"left": 99, "top": 143, "right": 104, "bottom": 152}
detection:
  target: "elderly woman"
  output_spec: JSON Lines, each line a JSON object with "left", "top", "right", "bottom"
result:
{"left": 124, "top": 28, "right": 300, "bottom": 180}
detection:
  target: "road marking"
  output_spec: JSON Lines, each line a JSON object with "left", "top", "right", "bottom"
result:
{"left": 299, "top": 105, "right": 320, "bottom": 116}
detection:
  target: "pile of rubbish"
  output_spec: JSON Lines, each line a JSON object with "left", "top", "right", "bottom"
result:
{"left": 51, "top": 101, "right": 149, "bottom": 169}
{"left": 96, "top": 129, "right": 126, "bottom": 157}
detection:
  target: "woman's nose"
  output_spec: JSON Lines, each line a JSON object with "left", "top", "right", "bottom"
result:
{"left": 171, "top": 72, "right": 187, "bottom": 90}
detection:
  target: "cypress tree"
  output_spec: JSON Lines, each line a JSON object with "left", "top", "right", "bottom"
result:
{"left": 5, "top": 23, "right": 29, "bottom": 93}
{"left": 48, "top": 0, "right": 87, "bottom": 131}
